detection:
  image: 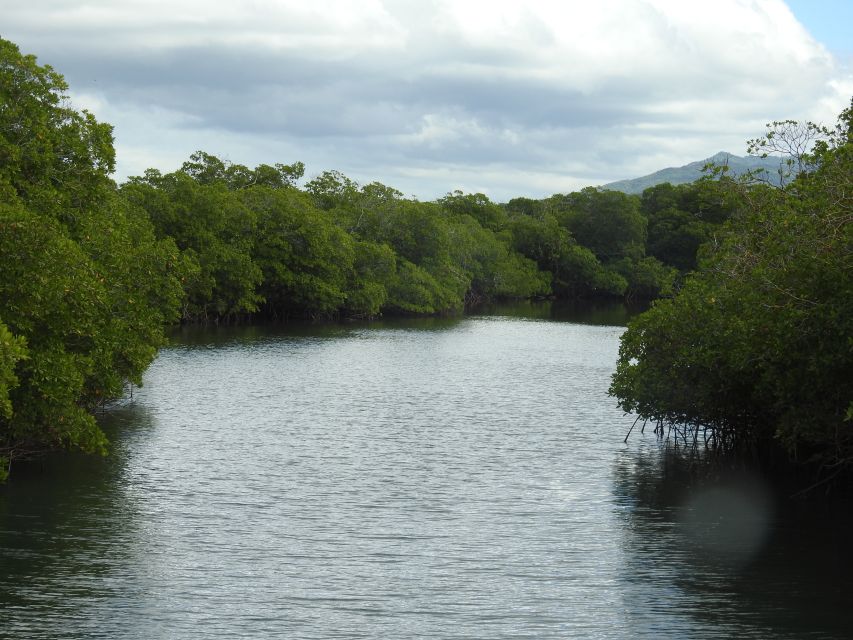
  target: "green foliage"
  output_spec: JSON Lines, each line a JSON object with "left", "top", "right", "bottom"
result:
{"left": 180, "top": 150, "right": 305, "bottom": 190}
{"left": 611, "top": 102, "right": 853, "bottom": 466}
{"left": 504, "top": 197, "right": 544, "bottom": 218}
{"left": 503, "top": 181, "right": 733, "bottom": 298}
{"left": 304, "top": 170, "right": 360, "bottom": 212}
{"left": 644, "top": 206, "right": 709, "bottom": 272}
{"left": 439, "top": 191, "right": 508, "bottom": 231}
{"left": 0, "top": 197, "right": 185, "bottom": 464}
{"left": 243, "top": 186, "right": 354, "bottom": 317}
{"left": 507, "top": 212, "right": 624, "bottom": 297}
{"left": 444, "top": 215, "right": 549, "bottom": 302}
{"left": 610, "top": 256, "right": 676, "bottom": 300}
{"left": 122, "top": 172, "right": 263, "bottom": 319}
{"left": 0, "top": 38, "right": 184, "bottom": 475}
{"left": 555, "top": 188, "right": 647, "bottom": 262}
{"left": 302, "top": 175, "right": 459, "bottom": 313}
{"left": 386, "top": 260, "right": 463, "bottom": 315}
{"left": 0, "top": 319, "right": 26, "bottom": 420}
{"left": 0, "top": 39, "right": 115, "bottom": 225}
{"left": 73, "top": 192, "right": 187, "bottom": 390}
{"left": 133, "top": 149, "right": 698, "bottom": 318}
{"left": 345, "top": 241, "right": 397, "bottom": 318}
{"left": 639, "top": 181, "right": 738, "bottom": 273}
{"left": 1, "top": 205, "right": 112, "bottom": 458}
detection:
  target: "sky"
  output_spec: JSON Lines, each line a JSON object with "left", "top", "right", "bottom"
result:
{"left": 3, "top": 0, "right": 852, "bottom": 201}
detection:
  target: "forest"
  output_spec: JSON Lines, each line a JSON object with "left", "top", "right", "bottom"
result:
{"left": 0, "top": 37, "right": 850, "bottom": 480}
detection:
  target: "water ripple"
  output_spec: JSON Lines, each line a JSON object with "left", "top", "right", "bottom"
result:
{"left": 0, "top": 316, "right": 851, "bottom": 639}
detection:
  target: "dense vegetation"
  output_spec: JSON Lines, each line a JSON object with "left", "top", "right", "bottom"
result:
{"left": 610, "top": 104, "right": 853, "bottom": 475}
{"left": 120, "top": 159, "right": 701, "bottom": 323}
{"left": 1, "top": 37, "right": 849, "bottom": 479}
{"left": 0, "top": 39, "right": 187, "bottom": 478}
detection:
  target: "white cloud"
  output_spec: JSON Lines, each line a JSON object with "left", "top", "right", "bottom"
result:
{"left": 4, "top": 0, "right": 851, "bottom": 199}
{"left": 13, "top": 0, "right": 408, "bottom": 52}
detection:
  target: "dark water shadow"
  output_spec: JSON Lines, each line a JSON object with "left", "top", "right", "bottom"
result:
{"left": 471, "top": 298, "right": 646, "bottom": 326}
{"left": 0, "top": 403, "right": 153, "bottom": 635}
{"left": 167, "top": 314, "right": 469, "bottom": 350}
{"left": 612, "top": 438, "right": 853, "bottom": 639}
{"left": 167, "top": 299, "right": 643, "bottom": 351}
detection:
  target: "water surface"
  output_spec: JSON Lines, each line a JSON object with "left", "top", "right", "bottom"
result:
{"left": 1, "top": 307, "right": 850, "bottom": 638}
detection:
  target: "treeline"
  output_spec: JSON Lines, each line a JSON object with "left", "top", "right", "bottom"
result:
{"left": 119, "top": 155, "right": 744, "bottom": 323}
{"left": 610, "top": 103, "right": 853, "bottom": 476}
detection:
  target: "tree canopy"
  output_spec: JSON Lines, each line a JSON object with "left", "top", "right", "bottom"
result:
{"left": 0, "top": 39, "right": 185, "bottom": 478}
{"left": 610, "top": 101, "right": 853, "bottom": 471}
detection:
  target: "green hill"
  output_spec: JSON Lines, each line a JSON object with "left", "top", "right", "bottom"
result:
{"left": 602, "top": 152, "right": 790, "bottom": 194}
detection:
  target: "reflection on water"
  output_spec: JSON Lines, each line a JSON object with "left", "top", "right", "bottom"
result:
{"left": 167, "top": 314, "right": 468, "bottom": 350}
{"left": 0, "top": 307, "right": 850, "bottom": 639}
{"left": 472, "top": 299, "right": 647, "bottom": 326}
{"left": 612, "top": 441, "right": 853, "bottom": 639}
{"left": 0, "top": 403, "right": 152, "bottom": 639}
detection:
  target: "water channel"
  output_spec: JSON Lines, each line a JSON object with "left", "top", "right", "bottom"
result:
{"left": 1, "top": 303, "right": 850, "bottom": 638}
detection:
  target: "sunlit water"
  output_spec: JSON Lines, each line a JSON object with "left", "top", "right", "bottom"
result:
{"left": 1, "top": 305, "right": 851, "bottom": 639}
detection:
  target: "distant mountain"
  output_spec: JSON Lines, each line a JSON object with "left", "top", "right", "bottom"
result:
{"left": 601, "top": 152, "right": 790, "bottom": 194}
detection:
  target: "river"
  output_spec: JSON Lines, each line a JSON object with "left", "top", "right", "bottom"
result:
{"left": 0, "top": 303, "right": 850, "bottom": 638}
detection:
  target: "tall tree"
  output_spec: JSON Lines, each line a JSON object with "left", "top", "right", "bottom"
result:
{"left": 0, "top": 38, "right": 184, "bottom": 478}
{"left": 610, "top": 101, "right": 853, "bottom": 469}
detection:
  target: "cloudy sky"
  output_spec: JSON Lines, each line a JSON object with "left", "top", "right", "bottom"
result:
{"left": 4, "top": 0, "right": 852, "bottom": 200}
